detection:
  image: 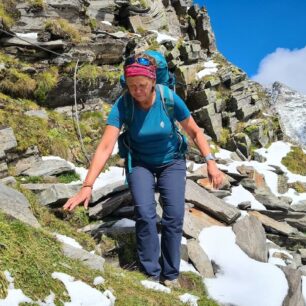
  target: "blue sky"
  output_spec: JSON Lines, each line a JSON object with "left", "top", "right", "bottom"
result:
{"left": 194, "top": 0, "right": 306, "bottom": 93}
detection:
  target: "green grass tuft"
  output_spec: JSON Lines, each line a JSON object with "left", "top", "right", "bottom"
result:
{"left": 45, "top": 18, "right": 82, "bottom": 43}
{"left": 34, "top": 67, "right": 58, "bottom": 103}
{"left": 282, "top": 146, "right": 306, "bottom": 176}
{"left": 0, "top": 68, "right": 36, "bottom": 98}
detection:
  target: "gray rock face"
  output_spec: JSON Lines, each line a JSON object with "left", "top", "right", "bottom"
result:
{"left": 0, "top": 161, "right": 8, "bottom": 179}
{"left": 195, "top": 8, "right": 216, "bottom": 53}
{"left": 0, "top": 127, "right": 17, "bottom": 152}
{"left": 86, "top": 0, "right": 117, "bottom": 23}
{"left": 45, "top": 75, "right": 122, "bottom": 108}
{"left": 22, "top": 159, "right": 75, "bottom": 176}
{"left": 270, "top": 82, "right": 306, "bottom": 147}
{"left": 233, "top": 215, "right": 267, "bottom": 262}
{"left": 91, "top": 180, "right": 128, "bottom": 203}
{"left": 253, "top": 188, "right": 290, "bottom": 211}
{"left": 12, "top": 0, "right": 86, "bottom": 33}
{"left": 38, "top": 184, "right": 81, "bottom": 207}
{"left": 0, "top": 183, "right": 40, "bottom": 228}
{"left": 183, "top": 207, "right": 224, "bottom": 239}
{"left": 61, "top": 242, "right": 105, "bottom": 272}
{"left": 25, "top": 109, "right": 49, "bottom": 120}
{"left": 89, "top": 190, "right": 132, "bottom": 219}
{"left": 185, "top": 179, "right": 241, "bottom": 224}
{"left": 280, "top": 266, "right": 305, "bottom": 306}
{"left": 187, "top": 239, "right": 214, "bottom": 278}
{"left": 249, "top": 211, "right": 298, "bottom": 236}
{"left": 15, "top": 155, "right": 42, "bottom": 176}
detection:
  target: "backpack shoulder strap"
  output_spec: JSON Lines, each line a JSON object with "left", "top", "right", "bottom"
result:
{"left": 122, "top": 92, "right": 134, "bottom": 128}
{"left": 157, "top": 84, "right": 174, "bottom": 121}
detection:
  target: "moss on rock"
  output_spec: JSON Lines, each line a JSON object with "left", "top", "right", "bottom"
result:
{"left": 282, "top": 146, "right": 306, "bottom": 176}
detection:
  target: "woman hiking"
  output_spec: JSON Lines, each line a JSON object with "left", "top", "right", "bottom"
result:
{"left": 63, "top": 52, "right": 224, "bottom": 288}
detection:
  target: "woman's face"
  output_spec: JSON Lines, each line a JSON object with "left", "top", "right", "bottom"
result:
{"left": 126, "top": 76, "right": 155, "bottom": 104}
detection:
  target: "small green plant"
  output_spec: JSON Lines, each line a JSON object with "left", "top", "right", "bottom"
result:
{"left": 89, "top": 18, "right": 98, "bottom": 31}
{"left": 77, "top": 64, "right": 104, "bottom": 86}
{"left": 0, "top": 271, "right": 8, "bottom": 299}
{"left": 282, "top": 146, "right": 306, "bottom": 175}
{"left": 45, "top": 18, "right": 81, "bottom": 43}
{"left": 219, "top": 128, "right": 230, "bottom": 147}
{"left": 0, "top": 1, "right": 16, "bottom": 27}
{"left": 57, "top": 172, "right": 81, "bottom": 184}
{"left": 34, "top": 67, "right": 58, "bottom": 102}
{"left": 28, "top": 0, "right": 45, "bottom": 10}
{"left": 16, "top": 176, "right": 44, "bottom": 184}
{"left": 288, "top": 181, "right": 306, "bottom": 193}
{"left": 136, "top": 26, "right": 147, "bottom": 35}
{"left": 147, "top": 37, "right": 160, "bottom": 51}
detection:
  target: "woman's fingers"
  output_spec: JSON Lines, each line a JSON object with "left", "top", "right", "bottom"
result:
{"left": 63, "top": 190, "right": 92, "bottom": 211}
{"left": 211, "top": 171, "right": 224, "bottom": 189}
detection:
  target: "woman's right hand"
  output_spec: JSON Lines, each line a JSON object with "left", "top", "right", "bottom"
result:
{"left": 63, "top": 186, "right": 92, "bottom": 211}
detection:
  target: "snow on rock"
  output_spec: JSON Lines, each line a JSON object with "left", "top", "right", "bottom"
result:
{"left": 140, "top": 280, "right": 171, "bottom": 293}
{"left": 55, "top": 234, "right": 83, "bottom": 249}
{"left": 179, "top": 293, "right": 199, "bottom": 306}
{"left": 268, "top": 248, "right": 293, "bottom": 267}
{"left": 224, "top": 185, "right": 266, "bottom": 210}
{"left": 196, "top": 61, "right": 218, "bottom": 80}
{"left": 180, "top": 260, "right": 199, "bottom": 275}
{"left": 149, "top": 30, "right": 178, "bottom": 43}
{"left": 93, "top": 276, "right": 105, "bottom": 286}
{"left": 52, "top": 272, "right": 115, "bottom": 306}
{"left": 215, "top": 142, "right": 306, "bottom": 205}
{"left": 199, "top": 226, "right": 288, "bottom": 306}
{"left": 0, "top": 271, "right": 33, "bottom": 306}
{"left": 16, "top": 32, "right": 38, "bottom": 40}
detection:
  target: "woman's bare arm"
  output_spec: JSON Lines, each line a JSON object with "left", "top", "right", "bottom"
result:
{"left": 179, "top": 116, "right": 224, "bottom": 188}
{"left": 63, "top": 125, "right": 120, "bottom": 211}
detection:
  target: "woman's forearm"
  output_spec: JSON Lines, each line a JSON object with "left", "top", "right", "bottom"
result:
{"left": 193, "top": 130, "right": 213, "bottom": 158}
{"left": 82, "top": 145, "right": 112, "bottom": 186}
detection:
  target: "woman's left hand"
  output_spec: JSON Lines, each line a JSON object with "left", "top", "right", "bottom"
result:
{"left": 207, "top": 161, "right": 224, "bottom": 189}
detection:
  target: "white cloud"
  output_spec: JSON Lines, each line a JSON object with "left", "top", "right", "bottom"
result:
{"left": 252, "top": 46, "right": 306, "bottom": 94}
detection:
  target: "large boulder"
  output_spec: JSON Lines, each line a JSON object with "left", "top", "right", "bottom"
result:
{"left": 0, "top": 183, "right": 40, "bottom": 228}
{"left": 185, "top": 179, "right": 241, "bottom": 224}
{"left": 233, "top": 215, "right": 267, "bottom": 262}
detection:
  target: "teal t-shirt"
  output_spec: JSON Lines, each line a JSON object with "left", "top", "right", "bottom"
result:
{"left": 107, "top": 88, "right": 190, "bottom": 165}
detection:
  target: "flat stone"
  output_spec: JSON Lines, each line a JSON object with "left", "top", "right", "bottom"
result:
{"left": 91, "top": 180, "right": 128, "bottom": 203}
{"left": 183, "top": 207, "right": 224, "bottom": 239}
{"left": 249, "top": 211, "right": 298, "bottom": 236}
{"left": 233, "top": 215, "right": 267, "bottom": 262}
{"left": 187, "top": 239, "right": 214, "bottom": 278}
{"left": 89, "top": 190, "right": 132, "bottom": 219}
{"left": 280, "top": 266, "right": 304, "bottom": 306}
{"left": 61, "top": 242, "right": 105, "bottom": 272}
{"left": 185, "top": 179, "right": 241, "bottom": 224}
{"left": 0, "top": 127, "right": 17, "bottom": 152}
{"left": 0, "top": 183, "right": 40, "bottom": 228}
{"left": 22, "top": 159, "right": 74, "bottom": 177}
{"left": 38, "top": 184, "right": 81, "bottom": 207}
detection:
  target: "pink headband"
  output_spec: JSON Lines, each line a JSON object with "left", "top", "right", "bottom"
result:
{"left": 124, "top": 63, "right": 156, "bottom": 80}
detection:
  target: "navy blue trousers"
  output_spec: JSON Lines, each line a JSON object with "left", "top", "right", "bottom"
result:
{"left": 127, "top": 158, "right": 186, "bottom": 280}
